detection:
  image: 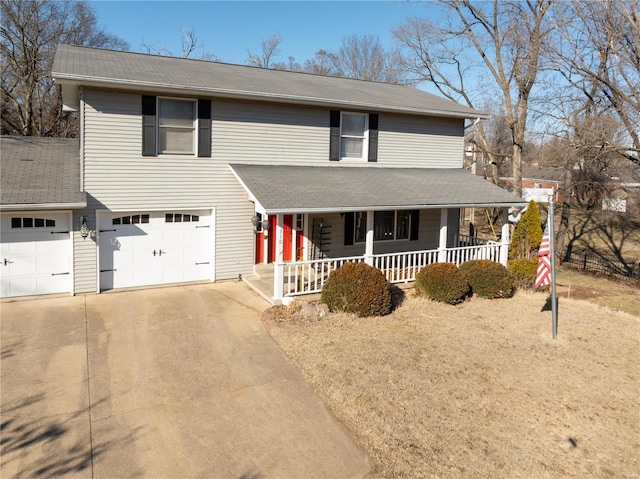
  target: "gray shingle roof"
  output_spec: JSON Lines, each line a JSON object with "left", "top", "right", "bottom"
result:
{"left": 1, "top": 136, "right": 86, "bottom": 208}
{"left": 230, "top": 165, "right": 526, "bottom": 214}
{"left": 52, "top": 44, "right": 487, "bottom": 120}
{"left": 522, "top": 167, "right": 565, "bottom": 182}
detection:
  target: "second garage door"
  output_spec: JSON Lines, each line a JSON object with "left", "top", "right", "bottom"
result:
{"left": 98, "top": 210, "right": 213, "bottom": 291}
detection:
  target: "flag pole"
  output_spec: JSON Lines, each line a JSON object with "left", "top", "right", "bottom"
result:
{"left": 549, "top": 196, "right": 558, "bottom": 339}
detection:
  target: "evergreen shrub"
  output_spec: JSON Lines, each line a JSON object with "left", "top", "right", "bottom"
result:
{"left": 507, "top": 258, "right": 539, "bottom": 290}
{"left": 510, "top": 200, "right": 543, "bottom": 260}
{"left": 459, "top": 259, "right": 515, "bottom": 299}
{"left": 415, "top": 263, "right": 470, "bottom": 305}
{"left": 321, "top": 262, "right": 393, "bottom": 317}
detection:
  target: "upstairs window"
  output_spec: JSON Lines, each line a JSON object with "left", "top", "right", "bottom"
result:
{"left": 142, "top": 96, "right": 211, "bottom": 157}
{"left": 330, "top": 111, "right": 378, "bottom": 162}
{"left": 340, "top": 113, "right": 368, "bottom": 160}
{"left": 158, "top": 99, "right": 195, "bottom": 154}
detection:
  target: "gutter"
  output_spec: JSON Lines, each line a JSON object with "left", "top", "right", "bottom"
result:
{"left": 0, "top": 202, "right": 87, "bottom": 210}
{"left": 263, "top": 201, "right": 528, "bottom": 215}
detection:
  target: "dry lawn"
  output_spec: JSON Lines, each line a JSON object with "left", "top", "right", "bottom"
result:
{"left": 556, "top": 267, "right": 640, "bottom": 317}
{"left": 265, "top": 289, "right": 639, "bottom": 478}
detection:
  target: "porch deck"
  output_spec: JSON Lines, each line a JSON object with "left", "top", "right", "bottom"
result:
{"left": 244, "top": 239, "right": 505, "bottom": 304}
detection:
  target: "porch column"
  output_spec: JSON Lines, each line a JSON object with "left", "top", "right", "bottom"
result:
{"left": 500, "top": 209, "right": 510, "bottom": 266}
{"left": 438, "top": 208, "right": 448, "bottom": 263}
{"left": 365, "top": 210, "right": 374, "bottom": 266}
{"left": 262, "top": 221, "right": 269, "bottom": 264}
{"left": 273, "top": 214, "right": 284, "bottom": 301}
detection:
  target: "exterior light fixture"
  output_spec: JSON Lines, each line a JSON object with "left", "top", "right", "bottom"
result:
{"left": 80, "top": 215, "right": 94, "bottom": 240}
{"left": 251, "top": 214, "right": 271, "bottom": 233}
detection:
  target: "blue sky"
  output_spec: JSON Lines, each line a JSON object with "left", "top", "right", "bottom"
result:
{"left": 89, "top": 1, "right": 435, "bottom": 65}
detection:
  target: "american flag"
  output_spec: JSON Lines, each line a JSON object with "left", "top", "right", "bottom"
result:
{"left": 535, "top": 218, "right": 551, "bottom": 289}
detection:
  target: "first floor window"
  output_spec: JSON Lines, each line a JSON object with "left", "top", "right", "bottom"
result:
{"left": 158, "top": 98, "right": 195, "bottom": 154}
{"left": 354, "top": 210, "right": 412, "bottom": 242}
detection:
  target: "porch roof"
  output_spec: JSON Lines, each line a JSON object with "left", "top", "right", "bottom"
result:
{"left": 230, "top": 164, "right": 527, "bottom": 214}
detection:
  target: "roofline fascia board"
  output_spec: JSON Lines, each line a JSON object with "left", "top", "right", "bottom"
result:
{"left": 52, "top": 75, "right": 490, "bottom": 120}
{"left": 264, "top": 201, "right": 528, "bottom": 215}
{"left": 229, "top": 166, "right": 265, "bottom": 212}
{"left": 0, "top": 202, "right": 87, "bottom": 210}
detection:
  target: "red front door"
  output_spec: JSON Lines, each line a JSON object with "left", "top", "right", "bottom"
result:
{"left": 282, "top": 215, "right": 293, "bottom": 261}
{"left": 256, "top": 215, "right": 298, "bottom": 263}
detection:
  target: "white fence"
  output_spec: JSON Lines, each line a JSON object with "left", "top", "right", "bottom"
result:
{"left": 277, "top": 243, "right": 505, "bottom": 298}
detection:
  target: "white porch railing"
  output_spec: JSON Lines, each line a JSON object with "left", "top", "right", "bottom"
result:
{"left": 280, "top": 256, "right": 366, "bottom": 298}
{"left": 445, "top": 242, "right": 502, "bottom": 266}
{"left": 275, "top": 242, "right": 506, "bottom": 299}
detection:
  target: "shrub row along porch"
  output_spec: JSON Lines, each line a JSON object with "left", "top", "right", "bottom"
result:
{"left": 277, "top": 239, "right": 504, "bottom": 299}
{"left": 231, "top": 164, "right": 527, "bottom": 302}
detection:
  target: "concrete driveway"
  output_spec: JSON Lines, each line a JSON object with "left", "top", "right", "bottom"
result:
{"left": 1, "top": 282, "right": 369, "bottom": 479}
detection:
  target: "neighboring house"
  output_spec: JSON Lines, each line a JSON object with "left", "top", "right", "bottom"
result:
{"left": 0, "top": 44, "right": 527, "bottom": 301}
{"left": 520, "top": 167, "right": 565, "bottom": 203}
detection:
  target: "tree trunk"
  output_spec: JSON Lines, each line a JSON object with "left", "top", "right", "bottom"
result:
{"left": 555, "top": 166, "right": 573, "bottom": 262}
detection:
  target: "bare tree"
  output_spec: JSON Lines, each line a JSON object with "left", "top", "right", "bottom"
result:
{"left": 394, "top": 0, "right": 554, "bottom": 197}
{"left": 248, "top": 34, "right": 402, "bottom": 84}
{"left": 549, "top": 0, "right": 639, "bottom": 166}
{"left": 332, "top": 34, "right": 403, "bottom": 83}
{"left": 301, "top": 49, "right": 339, "bottom": 76}
{"left": 247, "top": 33, "right": 282, "bottom": 68}
{"left": 1, "top": 0, "right": 128, "bottom": 137}
{"left": 141, "top": 27, "right": 218, "bottom": 60}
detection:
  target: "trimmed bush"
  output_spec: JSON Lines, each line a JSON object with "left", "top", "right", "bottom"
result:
{"left": 507, "top": 258, "right": 539, "bottom": 290}
{"left": 459, "top": 259, "right": 515, "bottom": 299}
{"left": 321, "top": 262, "right": 393, "bottom": 317}
{"left": 415, "top": 263, "right": 470, "bottom": 305}
{"left": 510, "top": 200, "right": 543, "bottom": 260}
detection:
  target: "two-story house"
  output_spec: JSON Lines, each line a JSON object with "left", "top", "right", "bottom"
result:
{"left": 0, "top": 44, "right": 526, "bottom": 301}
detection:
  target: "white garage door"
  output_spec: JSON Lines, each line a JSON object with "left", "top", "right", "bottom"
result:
{"left": 98, "top": 210, "right": 213, "bottom": 291}
{"left": 1, "top": 212, "right": 72, "bottom": 298}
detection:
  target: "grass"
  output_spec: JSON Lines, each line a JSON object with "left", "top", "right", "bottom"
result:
{"left": 555, "top": 267, "right": 640, "bottom": 317}
{"left": 265, "top": 283, "right": 639, "bottom": 478}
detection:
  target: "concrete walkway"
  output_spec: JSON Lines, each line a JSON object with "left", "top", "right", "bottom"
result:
{"left": 1, "top": 282, "right": 369, "bottom": 478}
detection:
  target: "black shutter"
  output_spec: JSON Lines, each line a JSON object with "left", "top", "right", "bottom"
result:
{"left": 329, "top": 110, "right": 340, "bottom": 161}
{"left": 142, "top": 96, "right": 156, "bottom": 156}
{"left": 368, "top": 113, "right": 378, "bottom": 162}
{"left": 198, "top": 99, "right": 212, "bottom": 157}
{"left": 344, "top": 212, "right": 355, "bottom": 245}
{"left": 410, "top": 210, "right": 420, "bottom": 241}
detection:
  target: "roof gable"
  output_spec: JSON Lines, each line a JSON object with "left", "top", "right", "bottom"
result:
{"left": 52, "top": 44, "right": 486, "bottom": 120}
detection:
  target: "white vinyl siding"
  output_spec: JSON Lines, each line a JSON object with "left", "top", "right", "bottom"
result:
{"left": 212, "top": 99, "right": 329, "bottom": 165}
{"left": 75, "top": 88, "right": 467, "bottom": 293}
{"left": 377, "top": 114, "right": 464, "bottom": 168}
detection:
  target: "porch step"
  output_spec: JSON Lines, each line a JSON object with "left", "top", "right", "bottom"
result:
{"left": 254, "top": 263, "right": 273, "bottom": 280}
{"left": 242, "top": 274, "right": 278, "bottom": 305}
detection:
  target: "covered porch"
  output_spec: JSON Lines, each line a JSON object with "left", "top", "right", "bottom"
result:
{"left": 231, "top": 164, "right": 527, "bottom": 303}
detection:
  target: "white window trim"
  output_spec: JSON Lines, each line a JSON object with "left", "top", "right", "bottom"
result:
{"left": 340, "top": 111, "right": 369, "bottom": 161}
{"left": 354, "top": 210, "right": 411, "bottom": 243}
{"left": 157, "top": 97, "right": 197, "bottom": 156}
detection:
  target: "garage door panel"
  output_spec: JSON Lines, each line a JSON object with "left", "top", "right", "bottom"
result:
{"left": 99, "top": 210, "right": 213, "bottom": 291}
{"left": 1, "top": 213, "right": 71, "bottom": 298}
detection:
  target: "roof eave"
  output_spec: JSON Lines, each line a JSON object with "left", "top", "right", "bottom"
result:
{"left": 264, "top": 201, "right": 527, "bottom": 215}
{"left": 52, "top": 74, "right": 489, "bottom": 120}
{"left": 0, "top": 201, "right": 87, "bottom": 210}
